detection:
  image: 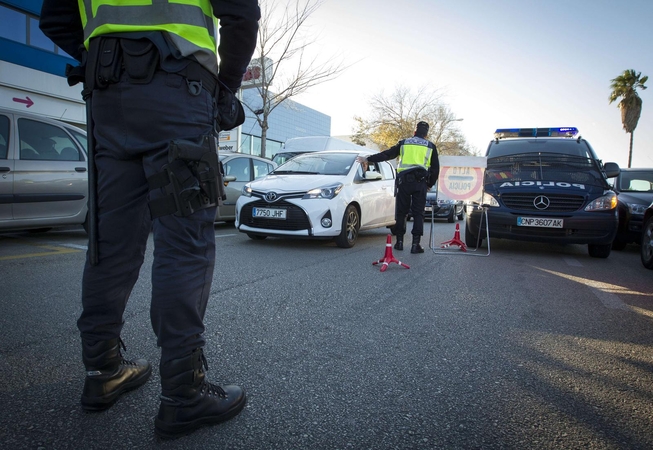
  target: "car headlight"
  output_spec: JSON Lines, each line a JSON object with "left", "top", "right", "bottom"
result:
{"left": 303, "top": 183, "right": 343, "bottom": 199}
{"left": 585, "top": 191, "right": 617, "bottom": 211}
{"left": 242, "top": 184, "right": 252, "bottom": 197}
{"left": 482, "top": 192, "right": 500, "bottom": 207}
{"left": 628, "top": 202, "right": 648, "bottom": 216}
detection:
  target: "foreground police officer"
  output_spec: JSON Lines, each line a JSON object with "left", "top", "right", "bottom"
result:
{"left": 40, "top": 0, "right": 259, "bottom": 439}
{"left": 357, "top": 122, "right": 439, "bottom": 253}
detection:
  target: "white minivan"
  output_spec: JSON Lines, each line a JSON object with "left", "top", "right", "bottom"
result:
{"left": 0, "top": 107, "right": 89, "bottom": 232}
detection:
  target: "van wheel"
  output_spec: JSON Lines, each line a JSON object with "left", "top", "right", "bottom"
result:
{"left": 588, "top": 243, "right": 611, "bottom": 258}
{"left": 465, "top": 223, "right": 482, "bottom": 248}
{"left": 335, "top": 205, "right": 360, "bottom": 248}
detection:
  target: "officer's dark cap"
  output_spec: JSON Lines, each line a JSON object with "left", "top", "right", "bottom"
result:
{"left": 415, "top": 121, "right": 429, "bottom": 135}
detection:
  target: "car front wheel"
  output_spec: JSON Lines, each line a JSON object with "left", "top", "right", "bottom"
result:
{"left": 641, "top": 216, "right": 653, "bottom": 269}
{"left": 335, "top": 204, "right": 360, "bottom": 248}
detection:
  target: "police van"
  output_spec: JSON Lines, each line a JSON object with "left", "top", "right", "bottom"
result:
{"left": 465, "top": 127, "right": 620, "bottom": 258}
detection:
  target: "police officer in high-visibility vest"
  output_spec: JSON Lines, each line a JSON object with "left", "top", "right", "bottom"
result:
{"left": 357, "top": 122, "right": 440, "bottom": 253}
{"left": 40, "top": 0, "right": 259, "bottom": 439}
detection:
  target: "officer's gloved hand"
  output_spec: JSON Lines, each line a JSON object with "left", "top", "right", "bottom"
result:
{"left": 216, "top": 86, "right": 245, "bottom": 131}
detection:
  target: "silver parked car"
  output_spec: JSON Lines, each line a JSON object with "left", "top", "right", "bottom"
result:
{"left": 0, "top": 107, "right": 89, "bottom": 232}
{"left": 217, "top": 151, "right": 277, "bottom": 223}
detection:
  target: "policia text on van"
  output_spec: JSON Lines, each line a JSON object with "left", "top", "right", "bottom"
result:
{"left": 464, "top": 127, "right": 620, "bottom": 258}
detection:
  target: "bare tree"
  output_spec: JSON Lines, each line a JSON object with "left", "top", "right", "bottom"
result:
{"left": 242, "top": 0, "right": 348, "bottom": 158}
{"left": 354, "top": 86, "right": 475, "bottom": 156}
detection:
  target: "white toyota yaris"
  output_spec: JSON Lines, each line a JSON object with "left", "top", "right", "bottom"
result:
{"left": 235, "top": 150, "right": 396, "bottom": 247}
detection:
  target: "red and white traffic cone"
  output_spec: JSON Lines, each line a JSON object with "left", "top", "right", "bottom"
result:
{"left": 440, "top": 223, "right": 467, "bottom": 251}
{"left": 373, "top": 234, "right": 410, "bottom": 272}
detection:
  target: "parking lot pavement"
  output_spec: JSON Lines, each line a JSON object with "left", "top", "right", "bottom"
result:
{"left": 2, "top": 223, "right": 653, "bottom": 449}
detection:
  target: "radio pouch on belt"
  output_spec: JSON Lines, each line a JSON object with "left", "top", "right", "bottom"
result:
{"left": 120, "top": 39, "right": 159, "bottom": 84}
{"left": 85, "top": 37, "right": 122, "bottom": 91}
{"left": 147, "top": 135, "right": 224, "bottom": 219}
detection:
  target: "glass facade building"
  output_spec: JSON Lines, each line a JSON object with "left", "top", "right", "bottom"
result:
{"left": 0, "top": 1, "right": 331, "bottom": 159}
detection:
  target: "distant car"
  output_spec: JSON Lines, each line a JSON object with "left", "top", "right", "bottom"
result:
{"left": 408, "top": 185, "right": 465, "bottom": 223}
{"left": 235, "top": 149, "right": 396, "bottom": 248}
{"left": 425, "top": 186, "right": 465, "bottom": 223}
{"left": 641, "top": 202, "right": 653, "bottom": 269}
{"left": 610, "top": 168, "right": 653, "bottom": 250}
{"left": 0, "top": 107, "right": 89, "bottom": 233}
{"left": 217, "top": 152, "right": 277, "bottom": 223}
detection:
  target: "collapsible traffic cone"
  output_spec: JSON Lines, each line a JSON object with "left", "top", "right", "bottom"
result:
{"left": 373, "top": 234, "right": 410, "bottom": 272}
{"left": 440, "top": 223, "right": 467, "bottom": 251}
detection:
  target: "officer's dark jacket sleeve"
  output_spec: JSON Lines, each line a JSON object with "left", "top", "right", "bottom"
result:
{"left": 366, "top": 141, "right": 403, "bottom": 163}
{"left": 427, "top": 141, "right": 440, "bottom": 188}
{"left": 211, "top": 0, "right": 260, "bottom": 91}
{"left": 39, "top": 0, "right": 85, "bottom": 62}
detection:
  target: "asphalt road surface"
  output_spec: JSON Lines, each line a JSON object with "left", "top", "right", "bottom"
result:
{"left": 1, "top": 221, "right": 652, "bottom": 450}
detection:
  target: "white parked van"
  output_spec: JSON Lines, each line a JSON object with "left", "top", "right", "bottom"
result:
{"left": 272, "top": 136, "right": 369, "bottom": 165}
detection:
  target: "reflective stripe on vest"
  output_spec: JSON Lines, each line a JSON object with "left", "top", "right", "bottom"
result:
{"left": 79, "top": 0, "right": 218, "bottom": 73}
{"left": 397, "top": 137, "right": 433, "bottom": 173}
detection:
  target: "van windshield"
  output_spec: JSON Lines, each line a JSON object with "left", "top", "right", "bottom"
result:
{"left": 485, "top": 153, "right": 607, "bottom": 188}
{"left": 487, "top": 139, "right": 593, "bottom": 159}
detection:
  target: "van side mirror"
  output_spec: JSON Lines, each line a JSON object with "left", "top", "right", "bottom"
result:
{"left": 603, "top": 162, "right": 620, "bottom": 178}
{"left": 224, "top": 175, "right": 236, "bottom": 186}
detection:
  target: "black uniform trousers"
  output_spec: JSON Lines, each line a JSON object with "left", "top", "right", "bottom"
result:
{"left": 77, "top": 68, "right": 218, "bottom": 364}
{"left": 394, "top": 171, "right": 429, "bottom": 238}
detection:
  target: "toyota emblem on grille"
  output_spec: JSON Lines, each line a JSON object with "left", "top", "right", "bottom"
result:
{"left": 533, "top": 195, "right": 550, "bottom": 210}
{"left": 265, "top": 192, "right": 278, "bottom": 202}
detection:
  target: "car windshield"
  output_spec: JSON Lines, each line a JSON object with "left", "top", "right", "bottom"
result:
{"left": 485, "top": 152, "right": 607, "bottom": 187}
{"left": 618, "top": 171, "right": 653, "bottom": 192}
{"left": 273, "top": 153, "right": 356, "bottom": 176}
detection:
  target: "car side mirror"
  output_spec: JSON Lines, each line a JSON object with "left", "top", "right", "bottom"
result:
{"left": 224, "top": 175, "right": 236, "bottom": 186}
{"left": 364, "top": 171, "right": 382, "bottom": 181}
{"left": 603, "top": 162, "right": 620, "bottom": 179}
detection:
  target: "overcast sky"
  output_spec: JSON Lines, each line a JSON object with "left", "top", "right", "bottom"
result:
{"left": 291, "top": 0, "right": 653, "bottom": 168}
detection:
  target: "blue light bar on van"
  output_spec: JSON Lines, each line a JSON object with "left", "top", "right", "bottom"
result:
{"left": 494, "top": 127, "right": 579, "bottom": 139}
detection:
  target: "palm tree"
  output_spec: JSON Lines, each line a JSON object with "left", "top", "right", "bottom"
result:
{"left": 609, "top": 69, "right": 648, "bottom": 168}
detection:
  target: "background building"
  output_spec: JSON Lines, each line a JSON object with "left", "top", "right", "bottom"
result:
{"left": 0, "top": 0, "right": 331, "bottom": 159}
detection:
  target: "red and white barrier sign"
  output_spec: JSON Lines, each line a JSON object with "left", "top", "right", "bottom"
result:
{"left": 437, "top": 156, "right": 487, "bottom": 203}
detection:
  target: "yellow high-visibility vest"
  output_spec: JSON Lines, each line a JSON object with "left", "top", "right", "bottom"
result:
{"left": 397, "top": 137, "right": 433, "bottom": 173}
{"left": 78, "top": 0, "right": 218, "bottom": 73}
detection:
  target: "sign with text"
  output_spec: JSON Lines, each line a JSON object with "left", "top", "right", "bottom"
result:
{"left": 218, "top": 129, "right": 238, "bottom": 152}
{"left": 437, "top": 156, "right": 487, "bottom": 202}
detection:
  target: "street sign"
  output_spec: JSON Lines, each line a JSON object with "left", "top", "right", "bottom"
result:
{"left": 437, "top": 156, "right": 487, "bottom": 202}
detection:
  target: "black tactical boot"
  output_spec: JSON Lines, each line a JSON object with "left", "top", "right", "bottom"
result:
{"left": 394, "top": 235, "right": 404, "bottom": 251}
{"left": 410, "top": 235, "right": 424, "bottom": 254}
{"left": 81, "top": 338, "right": 151, "bottom": 411}
{"left": 155, "top": 348, "right": 247, "bottom": 440}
